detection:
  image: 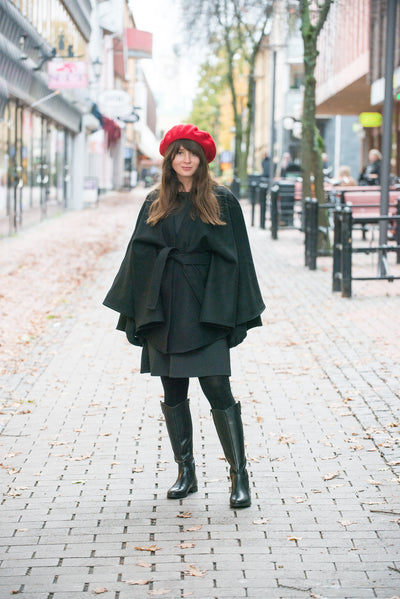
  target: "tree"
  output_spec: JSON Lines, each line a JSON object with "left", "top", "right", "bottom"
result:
{"left": 189, "top": 52, "right": 229, "bottom": 150}
{"left": 299, "top": 0, "right": 333, "bottom": 248}
{"left": 180, "top": 0, "right": 274, "bottom": 183}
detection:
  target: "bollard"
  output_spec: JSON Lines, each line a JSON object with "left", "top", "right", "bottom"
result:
{"left": 249, "top": 181, "right": 257, "bottom": 227}
{"left": 304, "top": 198, "right": 311, "bottom": 266}
{"left": 230, "top": 177, "right": 241, "bottom": 198}
{"left": 341, "top": 206, "right": 353, "bottom": 298}
{"left": 308, "top": 198, "right": 318, "bottom": 270}
{"left": 270, "top": 184, "right": 279, "bottom": 239}
{"left": 259, "top": 182, "right": 268, "bottom": 229}
{"left": 332, "top": 207, "right": 343, "bottom": 292}
{"left": 396, "top": 198, "right": 400, "bottom": 264}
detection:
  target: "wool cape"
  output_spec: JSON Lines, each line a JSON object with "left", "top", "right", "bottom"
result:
{"left": 103, "top": 185, "right": 265, "bottom": 353}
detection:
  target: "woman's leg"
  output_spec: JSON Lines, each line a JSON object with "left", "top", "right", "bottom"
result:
{"left": 199, "top": 375, "right": 251, "bottom": 509}
{"left": 160, "top": 376, "right": 197, "bottom": 499}
{"left": 161, "top": 376, "right": 189, "bottom": 407}
{"left": 198, "top": 375, "right": 235, "bottom": 410}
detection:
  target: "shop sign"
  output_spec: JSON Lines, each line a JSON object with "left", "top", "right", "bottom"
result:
{"left": 48, "top": 60, "right": 88, "bottom": 89}
{"left": 98, "top": 90, "right": 132, "bottom": 119}
{"left": 359, "top": 112, "right": 382, "bottom": 127}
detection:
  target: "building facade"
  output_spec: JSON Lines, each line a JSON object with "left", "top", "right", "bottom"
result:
{"left": 316, "top": 0, "right": 400, "bottom": 179}
{"left": 0, "top": 0, "right": 91, "bottom": 233}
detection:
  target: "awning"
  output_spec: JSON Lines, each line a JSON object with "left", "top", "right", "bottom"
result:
{"left": 136, "top": 126, "right": 160, "bottom": 161}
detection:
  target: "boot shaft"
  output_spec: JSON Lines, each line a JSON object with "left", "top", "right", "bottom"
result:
{"left": 211, "top": 401, "right": 247, "bottom": 473}
{"left": 161, "top": 399, "right": 193, "bottom": 464}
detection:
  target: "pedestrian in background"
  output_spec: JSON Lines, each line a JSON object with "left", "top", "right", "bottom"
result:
{"left": 322, "top": 152, "right": 333, "bottom": 178}
{"left": 103, "top": 124, "right": 265, "bottom": 508}
{"left": 278, "top": 152, "right": 292, "bottom": 178}
{"left": 359, "top": 148, "right": 382, "bottom": 185}
{"left": 333, "top": 165, "right": 357, "bottom": 186}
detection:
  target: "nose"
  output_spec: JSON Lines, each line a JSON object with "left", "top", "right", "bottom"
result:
{"left": 182, "top": 151, "right": 192, "bottom": 162}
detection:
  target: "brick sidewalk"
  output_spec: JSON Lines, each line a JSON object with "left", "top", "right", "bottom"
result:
{"left": 1, "top": 191, "right": 400, "bottom": 599}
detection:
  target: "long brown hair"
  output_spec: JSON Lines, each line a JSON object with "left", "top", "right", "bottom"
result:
{"left": 147, "top": 139, "right": 225, "bottom": 226}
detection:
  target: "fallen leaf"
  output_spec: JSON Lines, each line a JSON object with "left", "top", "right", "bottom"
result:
{"left": 5, "top": 489, "right": 21, "bottom": 497}
{"left": 49, "top": 441, "right": 69, "bottom": 447}
{"left": 252, "top": 518, "right": 270, "bottom": 525}
{"left": 256, "top": 416, "right": 264, "bottom": 423}
{"left": 388, "top": 460, "right": 400, "bottom": 466}
{"left": 292, "top": 496, "right": 306, "bottom": 503}
{"left": 132, "top": 466, "right": 144, "bottom": 473}
{"left": 182, "top": 564, "right": 206, "bottom": 577}
{"left": 148, "top": 590, "right": 171, "bottom": 596}
{"left": 177, "top": 512, "right": 191, "bottom": 518}
{"left": 368, "top": 479, "right": 384, "bottom": 485}
{"left": 278, "top": 435, "right": 296, "bottom": 444}
{"left": 136, "top": 560, "right": 151, "bottom": 568}
{"left": 287, "top": 536, "right": 302, "bottom": 542}
{"left": 338, "top": 520, "right": 356, "bottom": 527}
{"left": 177, "top": 542, "right": 195, "bottom": 548}
{"left": 124, "top": 579, "right": 152, "bottom": 585}
{"left": 322, "top": 471, "right": 340, "bottom": 481}
{"left": 186, "top": 525, "right": 202, "bottom": 532}
{"left": 93, "top": 588, "right": 108, "bottom": 594}
{"left": 134, "top": 544, "right": 161, "bottom": 552}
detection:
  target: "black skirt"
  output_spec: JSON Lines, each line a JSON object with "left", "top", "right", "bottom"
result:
{"left": 140, "top": 338, "right": 231, "bottom": 378}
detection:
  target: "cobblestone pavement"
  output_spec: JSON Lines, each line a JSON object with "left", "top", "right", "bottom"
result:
{"left": 1, "top": 189, "right": 400, "bottom": 599}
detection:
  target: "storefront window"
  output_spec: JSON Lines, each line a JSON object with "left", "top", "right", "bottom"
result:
{"left": 21, "top": 107, "right": 33, "bottom": 210}
{"left": 0, "top": 104, "right": 11, "bottom": 222}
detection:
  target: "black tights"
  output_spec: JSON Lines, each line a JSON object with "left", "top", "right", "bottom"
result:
{"left": 161, "top": 375, "right": 236, "bottom": 410}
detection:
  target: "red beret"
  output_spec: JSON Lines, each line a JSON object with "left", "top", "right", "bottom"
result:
{"left": 159, "top": 124, "right": 217, "bottom": 163}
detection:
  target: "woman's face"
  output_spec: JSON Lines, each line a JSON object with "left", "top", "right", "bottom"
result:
{"left": 171, "top": 145, "right": 200, "bottom": 188}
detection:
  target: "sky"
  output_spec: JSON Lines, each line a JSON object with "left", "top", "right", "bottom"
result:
{"left": 129, "top": 0, "right": 200, "bottom": 122}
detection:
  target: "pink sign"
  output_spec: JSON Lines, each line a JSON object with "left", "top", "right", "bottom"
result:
{"left": 48, "top": 60, "right": 88, "bottom": 89}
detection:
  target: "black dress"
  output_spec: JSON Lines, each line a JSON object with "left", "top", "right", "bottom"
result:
{"left": 103, "top": 186, "right": 265, "bottom": 379}
{"left": 141, "top": 193, "right": 230, "bottom": 378}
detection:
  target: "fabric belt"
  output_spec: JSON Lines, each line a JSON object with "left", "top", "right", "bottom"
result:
{"left": 147, "top": 248, "right": 211, "bottom": 310}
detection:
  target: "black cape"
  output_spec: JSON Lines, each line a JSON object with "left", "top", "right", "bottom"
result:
{"left": 103, "top": 186, "right": 265, "bottom": 353}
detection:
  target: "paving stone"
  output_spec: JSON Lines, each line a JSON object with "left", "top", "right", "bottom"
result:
{"left": 1, "top": 192, "right": 399, "bottom": 597}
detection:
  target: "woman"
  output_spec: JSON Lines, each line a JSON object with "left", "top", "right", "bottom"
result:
{"left": 103, "top": 124, "right": 265, "bottom": 508}
{"left": 359, "top": 149, "right": 381, "bottom": 186}
{"left": 334, "top": 165, "right": 357, "bottom": 186}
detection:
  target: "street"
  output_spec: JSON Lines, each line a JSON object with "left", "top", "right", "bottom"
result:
{"left": 1, "top": 187, "right": 400, "bottom": 599}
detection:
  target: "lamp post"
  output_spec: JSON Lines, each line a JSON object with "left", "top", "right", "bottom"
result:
{"left": 378, "top": 0, "right": 398, "bottom": 276}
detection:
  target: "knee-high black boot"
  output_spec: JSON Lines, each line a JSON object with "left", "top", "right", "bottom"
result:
{"left": 211, "top": 402, "right": 251, "bottom": 508}
{"left": 160, "top": 399, "right": 198, "bottom": 499}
